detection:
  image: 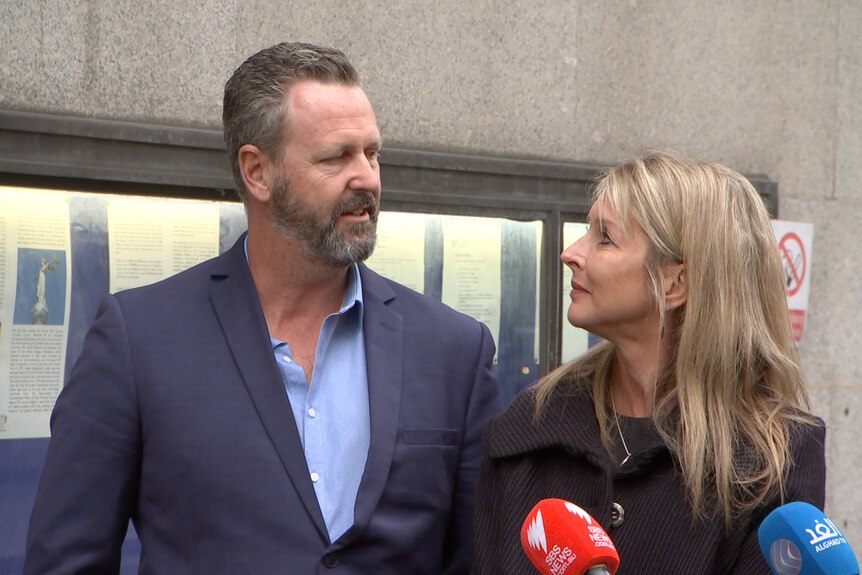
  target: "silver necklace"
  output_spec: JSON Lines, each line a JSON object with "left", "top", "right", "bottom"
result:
{"left": 611, "top": 393, "right": 631, "bottom": 465}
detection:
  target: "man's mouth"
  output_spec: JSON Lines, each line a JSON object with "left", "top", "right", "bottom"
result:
{"left": 333, "top": 191, "right": 379, "bottom": 224}
{"left": 344, "top": 207, "right": 369, "bottom": 217}
{"left": 339, "top": 201, "right": 377, "bottom": 221}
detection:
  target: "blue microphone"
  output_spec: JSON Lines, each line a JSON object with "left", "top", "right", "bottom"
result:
{"left": 758, "top": 501, "right": 859, "bottom": 574}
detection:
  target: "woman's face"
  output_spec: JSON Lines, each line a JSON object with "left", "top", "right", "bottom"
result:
{"left": 561, "top": 195, "right": 658, "bottom": 342}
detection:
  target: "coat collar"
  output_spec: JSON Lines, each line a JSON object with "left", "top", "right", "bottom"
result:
{"left": 486, "top": 382, "right": 606, "bottom": 463}
{"left": 486, "top": 380, "right": 671, "bottom": 477}
{"left": 208, "top": 235, "right": 331, "bottom": 539}
{"left": 209, "top": 239, "right": 409, "bottom": 547}
{"left": 336, "top": 263, "right": 404, "bottom": 547}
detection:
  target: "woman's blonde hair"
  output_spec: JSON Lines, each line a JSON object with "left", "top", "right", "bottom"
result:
{"left": 535, "top": 151, "right": 813, "bottom": 526}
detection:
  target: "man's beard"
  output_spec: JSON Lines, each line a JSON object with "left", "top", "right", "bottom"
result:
{"left": 268, "top": 173, "right": 379, "bottom": 267}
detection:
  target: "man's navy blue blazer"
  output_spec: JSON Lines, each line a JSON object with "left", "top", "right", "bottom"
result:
{"left": 25, "top": 235, "right": 501, "bottom": 574}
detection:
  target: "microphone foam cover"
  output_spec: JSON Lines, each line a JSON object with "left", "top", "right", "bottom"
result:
{"left": 520, "top": 498, "right": 620, "bottom": 575}
{"left": 758, "top": 501, "right": 859, "bottom": 575}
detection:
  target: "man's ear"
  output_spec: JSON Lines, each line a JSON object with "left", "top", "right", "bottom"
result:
{"left": 664, "top": 262, "right": 687, "bottom": 310}
{"left": 237, "top": 144, "right": 275, "bottom": 202}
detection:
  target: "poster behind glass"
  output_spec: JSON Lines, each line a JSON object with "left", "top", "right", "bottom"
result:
{"left": 0, "top": 185, "right": 542, "bottom": 572}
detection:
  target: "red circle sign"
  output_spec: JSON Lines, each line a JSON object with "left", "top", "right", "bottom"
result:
{"left": 778, "top": 232, "right": 806, "bottom": 297}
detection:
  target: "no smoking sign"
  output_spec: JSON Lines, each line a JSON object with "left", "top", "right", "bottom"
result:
{"left": 778, "top": 231, "right": 806, "bottom": 297}
{"left": 771, "top": 221, "right": 814, "bottom": 343}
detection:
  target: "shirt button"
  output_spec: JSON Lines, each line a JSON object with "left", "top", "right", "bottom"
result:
{"left": 282, "top": 355, "right": 292, "bottom": 363}
{"left": 308, "top": 407, "right": 317, "bottom": 418}
{"left": 310, "top": 472, "right": 320, "bottom": 483}
{"left": 610, "top": 502, "right": 625, "bottom": 528}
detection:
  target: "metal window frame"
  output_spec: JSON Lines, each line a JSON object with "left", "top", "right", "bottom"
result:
{"left": 0, "top": 109, "right": 779, "bottom": 371}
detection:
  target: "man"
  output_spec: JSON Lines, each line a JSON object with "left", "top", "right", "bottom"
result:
{"left": 25, "top": 42, "right": 500, "bottom": 574}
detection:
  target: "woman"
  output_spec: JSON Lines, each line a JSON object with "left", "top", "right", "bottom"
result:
{"left": 472, "top": 151, "right": 826, "bottom": 574}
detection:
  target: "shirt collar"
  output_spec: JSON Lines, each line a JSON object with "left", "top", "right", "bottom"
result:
{"left": 342, "top": 262, "right": 364, "bottom": 315}
{"left": 243, "top": 234, "right": 364, "bottom": 318}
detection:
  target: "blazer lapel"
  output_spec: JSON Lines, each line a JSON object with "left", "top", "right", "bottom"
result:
{"left": 337, "top": 264, "right": 403, "bottom": 546}
{"left": 209, "top": 237, "right": 329, "bottom": 541}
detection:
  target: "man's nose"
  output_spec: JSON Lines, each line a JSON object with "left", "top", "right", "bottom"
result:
{"left": 347, "top": 154, "right": 380, "bottom": 194}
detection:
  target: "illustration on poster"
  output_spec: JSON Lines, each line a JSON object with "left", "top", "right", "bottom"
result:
{"left": 31, "top": 255, "right": 58, "bottom": 325}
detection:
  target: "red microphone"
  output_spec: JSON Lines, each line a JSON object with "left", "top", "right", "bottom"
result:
{"left": 520, "top": 498, "right": 620, "bottom": 575}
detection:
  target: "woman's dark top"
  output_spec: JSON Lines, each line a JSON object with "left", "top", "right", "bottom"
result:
{"left": 471, "top": 383, "right": 826, "bottom": 574}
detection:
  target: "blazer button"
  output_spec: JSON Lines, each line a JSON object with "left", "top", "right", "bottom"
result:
{"left": 610, "top": 502, "right": 625, "bottom": 528}
{"left": 323, "top": 552, "right": 339, "bottom": 568}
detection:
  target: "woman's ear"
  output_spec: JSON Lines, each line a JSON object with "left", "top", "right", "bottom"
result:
{"left": 664, "top": 262, "right": 687, "bottom": 310}
{"left": 238, "top": 144, "right": 275, "bottom": 203}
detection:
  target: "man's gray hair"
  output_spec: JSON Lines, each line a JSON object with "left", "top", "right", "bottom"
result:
{"left": 222, "top": 42, "right": 360, "bottom": 200}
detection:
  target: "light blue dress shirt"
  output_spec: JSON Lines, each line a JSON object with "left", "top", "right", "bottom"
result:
{"left": 270, "top": 263, "right": 370, "bottom": 543}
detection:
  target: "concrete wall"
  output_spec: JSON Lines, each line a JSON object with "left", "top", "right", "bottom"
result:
{"left": 2, "top": 0, "right": 860, "bottom": 547}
